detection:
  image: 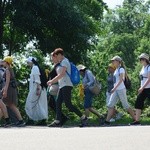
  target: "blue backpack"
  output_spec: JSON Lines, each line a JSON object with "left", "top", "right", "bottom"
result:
{"left": 66, "top": 62, "right": 80, "bottom": 85}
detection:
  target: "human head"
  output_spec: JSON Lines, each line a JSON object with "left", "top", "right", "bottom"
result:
{"left": 50, "top": 52, "right": 58, "bottom": 64}
{"left": 3, "top": 56, "right": 13, "bottom": 67}
{"left": 53, "top": 48, "right": 64, "bottom": 62}
{"left": 138, "top": 53, "right": 150, "bottom": 66}
{"left": 108, "top": 63, "right": 116, "bottom": 73}
{"left": 27, "top": 56, "right": 37, "bottom": 67}
{"left": 111, "top": 55, "right": 122, "bottom": 67}
{"left": 77, "top": 64, "right": 87, "bottom": 77}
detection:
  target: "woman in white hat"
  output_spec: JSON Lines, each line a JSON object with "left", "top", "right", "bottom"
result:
{"left": 130, "top": 53, "right": 150, "bottom": 125}
{"left": 104, "top": 56, "right": 135, "bottom": 125}
{"left": 77, "top": 64, "right": 102, "bottom": 126}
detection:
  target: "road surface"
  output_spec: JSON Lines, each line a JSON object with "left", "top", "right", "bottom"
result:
{"left": 0, "top": 126, "right": 150, "bottom": 150}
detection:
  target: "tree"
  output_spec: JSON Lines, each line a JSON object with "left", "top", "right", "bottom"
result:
{"left": 11, "top": 0, "right": 106, "bottom": 63}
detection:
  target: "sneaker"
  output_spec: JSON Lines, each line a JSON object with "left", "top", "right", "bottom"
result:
{"left": 103, "top": 121, "right": 111, "bottom": 126}
{"left": 48, "top": 121, "right": 61, "bottom": 127}
{"left": 109, "top": 118, "right": 116, "bottom": 122}
{"left": 4, "top": 121, "right": 12, "bottom": 128}
{"left": 115, "top": 113, "right": 123, "bottom": 120}
{"left": 16, "top": 120, "right": 26, "bottom": 127}
{"left": 99, "top": 117, "right": 105, "bottom": 125}
{"left": 129, "top": 121, "right": 141, "bottom": 126}
{"left": 79, "top": 117, "right": 88, "bottom": 127}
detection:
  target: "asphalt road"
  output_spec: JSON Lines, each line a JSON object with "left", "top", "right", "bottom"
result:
{"left": 0, "top": 126, "right": 150, "bottom": 150}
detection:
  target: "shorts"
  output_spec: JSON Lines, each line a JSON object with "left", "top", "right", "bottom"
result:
{"left": 107, "top": 88, "right": 130, "bottom": 109}
{"left": 135, "top": 88, "right": 150, "bottom": 109}
{"left": 84, "top": 88, "right": 94, "bottom": 109}
{"left": 106, "top": 91, "right": 111, "bottom": 106}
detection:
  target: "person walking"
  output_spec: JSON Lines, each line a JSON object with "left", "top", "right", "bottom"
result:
{"left": 47, "top": 48, "right": 87, "bottom": 127}
{"left": 104, "top": 56, "right": 135, "bottom": 125}
{"left": 130, "top": 53, "right": 150, "bottom": 125}
{"left": 106, "top": 63, "right": 123, "bottom": 122}
{"left": 47, "top": 52, "right": 68, "bottom": 126}
{"left": 0, "top": 59, "right": 10, "bottom": 126}
{"left": 2, "top": 56, "right": 25, "bottom": 127}
{"left": 25, "top": 57, "right": 48, "bottom": 126}
{"left": 77, "top": 64, "right": 102, "bottom": 126}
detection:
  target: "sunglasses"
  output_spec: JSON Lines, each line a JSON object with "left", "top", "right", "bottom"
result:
{"left": 140, "top": 58, "right": 146, "bottom": 61}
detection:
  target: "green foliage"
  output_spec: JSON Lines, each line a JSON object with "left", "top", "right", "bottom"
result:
{"left": 1, "top": 0, "right": 150, "bottom": 124}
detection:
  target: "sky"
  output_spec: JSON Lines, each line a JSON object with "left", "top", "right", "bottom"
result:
{"left": 103, "top": 0, "right": 124, "bottom": 9}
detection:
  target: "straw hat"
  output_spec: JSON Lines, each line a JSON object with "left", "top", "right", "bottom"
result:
{"left": 111, "top": 56, "right": 122, "bottom": 62}
{"left": 3, "top": 56, "right": 13, "bottom": 65}
{"left": 138, "top": 53, "right": 149, "bottom": 61}
{"left": 77, "top": 64, "right": 86, "bottom": 71}
{"left": 108, "top": 63, "right": 116, "bottom": 70}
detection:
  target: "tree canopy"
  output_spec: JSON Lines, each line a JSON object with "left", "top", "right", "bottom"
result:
{"left": 0, "top": 0, "right": 107, "bottom": 62}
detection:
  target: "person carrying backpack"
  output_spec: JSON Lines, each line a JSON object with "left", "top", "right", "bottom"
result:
{"left": 104, "top": 56, "right": 135, "bottom": 125}
{"left": 47, "top": 52, "right": 68, "bottom": 126}
{"left": 106, "top": 63, "right": 123, "bottom": 122}
{"left": 25, "top": 57, "right": 48, "bottom": 126}
{"left": 130, "top": 53, "right": 150, "bottom": 125}
{"left": 0, "top": 59, "right": 12, "bottom": 127}
{"left": 77, "top": 64, "right": 102, "bottom": 126}
{"left": 2, "top": 56, "right": 25, "bottom": 127}
{"left": 47, "top": 48, "right": 87, "bottom": 127}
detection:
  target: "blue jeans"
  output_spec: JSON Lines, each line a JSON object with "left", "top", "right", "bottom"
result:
{"left": 84, "top": 88, "right": 94, "bottom": 109}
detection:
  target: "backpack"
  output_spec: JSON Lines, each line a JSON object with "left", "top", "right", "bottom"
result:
{"left": 66, "top": 62, "right": 80, "bottom": 85}
{"left": 0, "top": 68, "right": 5, "bottom": 89}
{"left": 119, "top": 67, "right": 131, "bottom": 90}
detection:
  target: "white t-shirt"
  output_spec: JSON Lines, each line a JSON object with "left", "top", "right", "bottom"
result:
{"left": 140, "top": 65, "right": 150, "bottom": 88}
{"left": 113, "top": 67, "right": 125, "bottom": 90}
{"left": 56, "top": 58, "right": 73, "bottom": 89}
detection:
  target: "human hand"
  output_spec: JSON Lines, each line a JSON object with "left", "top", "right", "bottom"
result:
{"left": 111, "top": 88, "right": 115, "bottom": 93}
{"left": 36, "top": 87, "right": 41, "bottom": 96}
{"left": 47, "top": 80, "right": 52, "bottom": 86}
{"left": 2, "top": 88, "right": 7, "bottom": 98}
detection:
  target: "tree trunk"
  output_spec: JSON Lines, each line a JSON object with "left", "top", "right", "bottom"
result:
{"left": 0, "top": 0, "right": 6, "bottom": 57}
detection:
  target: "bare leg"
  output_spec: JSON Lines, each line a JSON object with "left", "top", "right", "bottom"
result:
{"left": 85, "top": 108, "right": 90, "bottom": 118}
{"left": 127, "top": 107, "right": 135, "bottom": 120}
{"left": 106, "top": 107, "right": 114, "bottom": 121}
{"left": 0, "top": 100, "right": 9, "bottom": 118}
{"left": 0, "top": 108, "right": 3, "bottom": 119}
{"left": 89, "top": 107, "right": 101, "bottom": 118}
{"left": 135, "top": 109, "right": 141, "bottom": 121}
{"left": 8, "top": 104, "right": 23, "bottom": 120}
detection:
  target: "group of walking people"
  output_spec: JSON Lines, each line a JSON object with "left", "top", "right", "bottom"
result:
{"left": 0, "top": 49, "right": 150, "bottom": 127}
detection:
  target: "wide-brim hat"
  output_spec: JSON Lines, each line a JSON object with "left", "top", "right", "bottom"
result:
{"left": 111, "top": 56, "right": 122, "bottom": 62}
{"left": 138, "top": 53, "right": 149, "bottom": 61}
{"left": 3, "top": 56, "right": 13, "bottom": 65}
{"left": 77, "top": 64, "right": 86, "bottom": 71}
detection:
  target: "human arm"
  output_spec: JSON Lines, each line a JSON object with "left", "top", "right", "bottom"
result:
{"left": 138, "top": 71, "right": 150, "bottom": 94}
{"left": 85, "top": 70, "right": 95, "bottom": 88}
{"left": 111, "top": 68, "right": 125, "bottom": 93}
{"left": 47, "top": 66, "right": 66, "bottom": 86}
{"left": 2, "top": 69, "right": 10, "bottom": 98}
